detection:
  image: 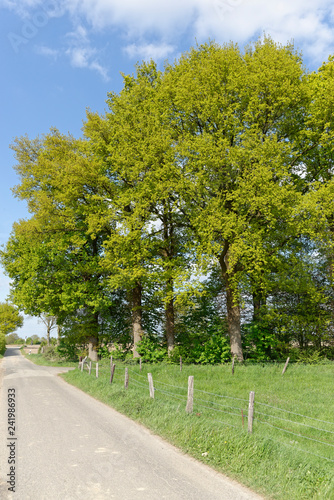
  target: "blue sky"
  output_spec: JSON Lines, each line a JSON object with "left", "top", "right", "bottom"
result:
{"left": 1, "top": 0, "right": 334, "bottom": 338}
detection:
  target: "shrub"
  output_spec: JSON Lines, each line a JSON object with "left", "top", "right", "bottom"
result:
{"left": 242, "top": 323, "right": 280, "bottom": 361}
{"left": 136, "top": 335, "right": 167, "bottom": 362}
{"left": 42, "top": 345, "right": 60, "bottom": 361}
{"left": 169, "top": 334, "right": 231, "bottom": 364}
{"left": 0, "top": 333, "right": 6, "bottom": 355}
{"left": 97, "top": 344, "right": 111, "bottom": 359}
{"left": 56, "top": 340, "right": 80, "bottom": 361}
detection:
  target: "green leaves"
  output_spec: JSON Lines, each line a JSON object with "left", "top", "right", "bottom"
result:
{"left": 2, "top": 37, "right": 334, "bottom": 361}
{"left": 0, "top": 302, "right": 23, "bottom": 336}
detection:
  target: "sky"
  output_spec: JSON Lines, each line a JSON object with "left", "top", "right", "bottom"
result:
{"left": 1, "top": 0, "right": 334, "bottom": 339}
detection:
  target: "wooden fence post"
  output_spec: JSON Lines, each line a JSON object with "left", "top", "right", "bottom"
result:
{"left": 110, "top": 355, "right": 113, "bottom": 368}
{"left": 96, "top": 362, "right": 99, "bottom": 378}
{"left": 248, "top": 391, "right": 255, "bottom": 433}
{"left": 148, "top": 373, "right": 154, "bottom": 398}
{"left": 124, "top": 367, "right": 129, "bottom": 389}
{"left": 81, "top": 360, "right": 84, "bottom": 372}
{"left": 110, "top": 363, "right": 116, "bottom": 383}
{"left": 88, "top": 361, "right": 92, "bottom": 375}
{"left": 186, "top": 376, "right": 194, "bottom": 414}
{"left": 282, "top": 357, "right": 290, "bottom": 375}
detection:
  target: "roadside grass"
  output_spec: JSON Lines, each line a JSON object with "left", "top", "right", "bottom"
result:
{"left": 20, "top": 349, "right": 77, "bottom": 368}
{"left": 59, "top": 360, "right": 334, "bottom": 500}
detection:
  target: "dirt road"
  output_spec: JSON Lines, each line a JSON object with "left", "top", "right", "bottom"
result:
{"left": 0, "top": 348, "right": 263, "bottom": 499}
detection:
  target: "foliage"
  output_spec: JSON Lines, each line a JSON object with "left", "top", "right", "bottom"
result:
{"left": 0, "top": 333, "right": 6, "bottom": 355}
{"left": 136, "top": 335, "right": 167, "bottom": 362}
{"left": 0, "top": 302, "right": 23, "bottom": 335}
{"left": 26, "top": 335, "right": 42, "bottom": 345}
{"left": 5, "top": 333, "right": 24, "bottom": 344}
{"left": 55, "top": 340, "right": 80, "bottom": 361}
{"left": 295, "top": 349, "right": 324, "bottom": 365}
{"left": 242, "top": 323, "right": 281, "bottom": 361}
{"left": 39, "top": 345, "right": 59, "bottom": 360}
{"left": 2, "top": 37, "right": 334, "bottom": 361}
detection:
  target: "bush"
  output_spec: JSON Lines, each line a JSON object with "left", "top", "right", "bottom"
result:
{"left": 97, "top": 344, "right": 111, "bottom": 359}
{"left": 0, "top": 333, "right": 6, "bottom": 355}
{"left": 56, "top": 340, "right": 80, "bottom": 361}
{"left": 242, "top": 323, "right": 280, "bottom": 361}
{"left": 136, "top": 335, "right": 167, "bottom": 362}
{"left": 41, "top": 345, "right": 61, "bottom": 361}
{"left": 169, "top": 334, "right": 231, "bottom": 364}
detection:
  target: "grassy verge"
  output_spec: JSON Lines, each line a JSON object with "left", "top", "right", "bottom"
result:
{"left": 20, "top": 349, "right": 77, "bottom": 368}
{"left": 62, "top": 361, "right": 334, "bottom": 499}
{"left": 27, "top": 352, "right": 334, "bottom": 499}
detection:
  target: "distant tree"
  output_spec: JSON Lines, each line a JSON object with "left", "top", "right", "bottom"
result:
{"left": 0, "top": 302, "right": 23, "bottom": 336}
{"left": 38, "top": 314, "right": 57, "bottom": 346}
{"left": 5, "top": 332, "right": 19, "bottom": 344}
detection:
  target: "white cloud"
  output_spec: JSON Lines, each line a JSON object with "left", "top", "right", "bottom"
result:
{"left": 63, "top": 0, "right": 334, "bottom": 66}
{"left": 124, "top": 42, "right": 175, "bottom": 62}
{"left": 35, "top": 44, "right": 59, "bottom": 59}
{"left": 3, "top": 0, "right": 334, "bottom": 69}
{"left": 65, "top": 25, "right": 109, "bottom": 80}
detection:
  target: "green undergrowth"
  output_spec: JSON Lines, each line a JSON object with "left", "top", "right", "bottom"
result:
{"left": 59, "top": 361, "right": 334, "bottom": 499}
{"left": 21, "top": 349, "right": 77, "bottom": 367}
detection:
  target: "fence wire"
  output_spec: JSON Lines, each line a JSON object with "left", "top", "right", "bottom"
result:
{"left": 78, "top": 363, "right": 333, "bottom": 464}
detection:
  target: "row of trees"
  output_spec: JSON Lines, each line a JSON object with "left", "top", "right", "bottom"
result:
{"left": 2, "top": 37, "right": 334, "bottom": 362}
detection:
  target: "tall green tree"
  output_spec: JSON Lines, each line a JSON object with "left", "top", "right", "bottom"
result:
{"left": 1, "top": 131, "right": 112, "bottom": 360}
{"left": 84, "top": 61, "right": 191, "bottom": 355}
{"left": 162, "top": 37, "right": 326, "bottom": 361}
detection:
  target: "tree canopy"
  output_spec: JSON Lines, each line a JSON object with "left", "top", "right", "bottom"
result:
{"left": 1, "top": 37, "right": 334, "bottom": 362}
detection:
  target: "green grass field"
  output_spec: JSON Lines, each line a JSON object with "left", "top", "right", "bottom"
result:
{"left": 62, "top": 360, "right": 334, "bottom": 499}
{"left": 21, "top": 351, "right": 334, "bottom": 499}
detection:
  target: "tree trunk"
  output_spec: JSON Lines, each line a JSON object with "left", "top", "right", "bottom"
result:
{"left": 165, "top": 290, "right": 175, "bottom": 355}
{"left": 132, "top": 282, "right": 143, "bottom": 358}
{"left": 57, "top": 325, "right": 61, "bottom": 346}
{"left": 88, "top": 336, "right": 98, "bottom": 361}
{"left": 253, "top": 292, "right": 261, "bottom": 323}
{"left": 162, "top": 200, "right": 175, "bottom": 354}
{"left": 219, "top": 246, "right": 244, "bottom": 362}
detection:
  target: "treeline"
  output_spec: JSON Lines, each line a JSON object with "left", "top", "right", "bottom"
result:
{"left": 2, "top": 37, "right": 334, "bottom": 363}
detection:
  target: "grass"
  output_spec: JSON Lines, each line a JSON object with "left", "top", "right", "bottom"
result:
{"left": 20, "top": 349, "right": 78, "bottom": 368}
{"left": 26, "top": 353, "right": 334, "bottom": 499}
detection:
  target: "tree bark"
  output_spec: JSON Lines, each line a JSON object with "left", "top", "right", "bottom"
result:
{"left": 131, "top": 282, "right": 143, "bottom": 358}
{"left": 165, "top": 289, "right": 175, "bottom": 354}
{"left": 219, "top": 246, "right": 244, "bottom": 362}
{"left": 57, "top": 324, "right": 61, "bottom": 346}
{"left": 88, "top": 336, "right": 98, "bottom": 361}
{"left": 162, "top": 199, "right": 175, "bottom": 354}
{"left": 253, "top": 292, "right": 261, "bottom": 323}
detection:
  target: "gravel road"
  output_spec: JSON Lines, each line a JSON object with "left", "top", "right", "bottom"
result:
{"left": 0, "top": 347, "right": 263, "bottom": 500}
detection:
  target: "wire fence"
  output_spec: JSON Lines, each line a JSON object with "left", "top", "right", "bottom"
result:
{"left": 77, "top": 359, "right": 334, "bottom": 464}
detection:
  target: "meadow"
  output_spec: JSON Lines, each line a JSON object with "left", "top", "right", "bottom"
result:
{"left": 57, "top": 359, "right": 334, "bottom": 499}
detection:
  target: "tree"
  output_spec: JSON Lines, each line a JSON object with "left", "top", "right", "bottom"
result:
{"left": 1, "top": 131, "right": 113, "bottom": 361}
{"left": 84, "top": 61, "right": 191, "bottom": 355}
{"left": 38, "top": 314, "right": 57, "bottom": 346}
{"left": 161, "top": 37, "right": 327, "bottom": 361}
{"left": 0, "top": 302, "right": 23, "bottom": 336}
